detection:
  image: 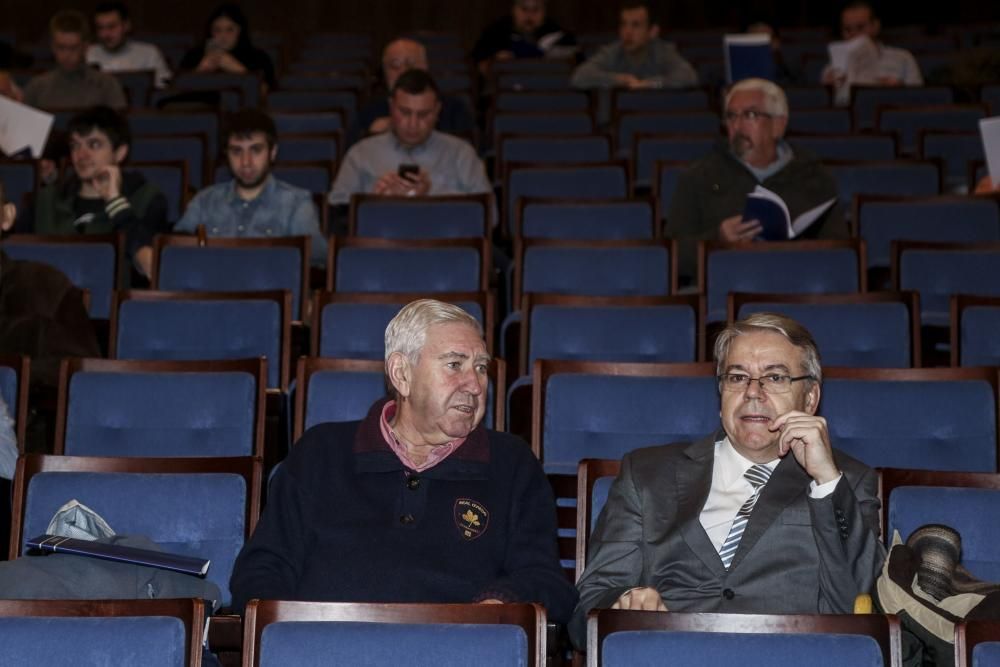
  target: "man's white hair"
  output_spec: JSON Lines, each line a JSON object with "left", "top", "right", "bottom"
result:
{"left": 384, "top": 299, "right": 483, "bottom": 366}
{"left": 725, "top": 77, "right": 788, "bottom": 118}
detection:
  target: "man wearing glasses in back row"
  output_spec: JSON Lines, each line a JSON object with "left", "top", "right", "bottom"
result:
{"left": 666, "top": 78, "right": 848, "bottom": 286}
{"left": 568, "top": 312, "right": 885, "bottom": 649}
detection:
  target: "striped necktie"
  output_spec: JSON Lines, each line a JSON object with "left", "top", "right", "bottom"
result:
{"left": 718, "top": 463, "right": 773, "bottom": 569}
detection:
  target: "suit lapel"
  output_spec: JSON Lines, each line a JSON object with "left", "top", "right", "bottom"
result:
{"left": 675, "top": 435, "right": 727, "bottom": 577}
{"left": 727, "top": 455, "right": 810, "bottom": 571}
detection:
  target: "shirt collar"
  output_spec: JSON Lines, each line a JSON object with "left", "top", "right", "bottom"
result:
{"left": 390, "top": 130, "right": 437, "bottom": 156}
{"left": 714, "top": 436, "right": 778, "bottom": 489}
{"left": 378, "top": 399, "right": 467, "bottom": 472}
{"left": 736, "top": 140, "right": 794, "bottom": 182}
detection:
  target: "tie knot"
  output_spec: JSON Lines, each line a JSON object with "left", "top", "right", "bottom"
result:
{"left": 744, "top": 464, "right": 772, "bottom": 489}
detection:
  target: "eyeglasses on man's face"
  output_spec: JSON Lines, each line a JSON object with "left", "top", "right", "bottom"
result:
{"left": 723, "top": 109, "right": 774, "bottom": 123}
{"left": 718, "top": 372, "right": 815, "bottom": 393}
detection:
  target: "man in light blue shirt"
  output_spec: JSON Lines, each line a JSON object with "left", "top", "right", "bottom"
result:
{"left": 328, "top": 70, "right": 492, "bottom": 210}
{"left": 175, "top": 109, "right": 327, "bottom": 266}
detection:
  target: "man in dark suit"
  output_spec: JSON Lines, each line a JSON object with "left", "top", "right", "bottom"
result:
{"left": 569, "top": 312, "right": 885, "bottom": 648}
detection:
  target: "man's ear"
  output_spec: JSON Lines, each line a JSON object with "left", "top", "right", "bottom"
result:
{"left": 0, "top": 201, "right": 16, "bottom": 232}
{"left": 113, "top": 143, "right": 129, "bottom": 165}
{"left": 387, "top": 352, "right": 412, "bottom": 399}
{"left": 804, "top": 382, "right": 820, "bottom": 416}
{"left": 650, "top": 24, "right": 661, "bottom": 39}
{"left": 269, "top": 143, "right": 278, "bottom": 163}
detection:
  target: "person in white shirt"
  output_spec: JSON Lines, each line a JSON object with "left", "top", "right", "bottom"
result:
{"left": 86, "top": 1, "right": 172, "bottom": 88}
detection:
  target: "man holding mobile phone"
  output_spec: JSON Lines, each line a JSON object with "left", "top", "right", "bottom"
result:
{"left": 328, "top": 70, "right": 491, "bottom": 208}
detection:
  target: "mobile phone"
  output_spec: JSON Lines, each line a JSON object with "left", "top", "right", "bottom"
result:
{"left": 398, "top": 163, "right": 419, "bottom": 179}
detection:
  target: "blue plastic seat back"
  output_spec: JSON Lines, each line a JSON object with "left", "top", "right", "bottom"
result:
{"left": 786, "top": 109, "right": 852, "bottom": 134}
{"left": 501, "top": 136, "right": 611, "bottom": 165}
{"left": 821, "top": 378, "right": 997, "bottom": 471}
{"left": 0, "top": 365, "right": 17, "bottom": 418}
{"left": 523, "top": 245, "right": 670, "bottom": 298}
{"left": 879, "top": 106, "right": 985, "bottom": 155}
{"left": 319, "top": 301, "right": 483, "bottom": 359}
{"left": 634, "top": 135, "right": 716, "bottom": 188}
{"left": 129, "top": 113, "right": 219, "bottom": 161}
{"left": 159, "top": 246, "right": 303, "bottom": 320}
{"left": 335, "top": 247, "right": 481, "bottom": 293}
{"left": 739, "top": 301, "right": 911, "bottom": 367}
{"left": 961, "top": 306, "right": 1000, "bottom": 367}
{"left": 542, "top": 374, "right": 719, "bottom": 473}
{"left": 0, "top": 162, "right": 35, "bottom": 210}
{"left": 591, "top": 475, "right": 616, "bottom": 531}
{"left": 0, "top": 616, "right": 188, "bottom": 667}
{"left": 860, "top": 199, "right": 1000, "bottom": 269}
{"left": 272, "top": 112, "right": 344, "bottom": 135}
{"left": 973, "top": 642, "right": 1000, "bottom": 666}
{"left": 132, "top": 163, "right": 185, "bottom": 222}
{"left": 791, "top": 134, "right": 896, "bottom": 162}
{"left": 278, "top": 136, "right": 339, "bottom": 163}
{"left": 259, "top": 621, "right": 527, "bottom": 667}
{"left": 900, "top": 248, "right": 1000, "bottom": 327}
{"left": 657, "top": 163, "right": 685, "bottom": 209}
{"left": 614, "top": 89, "right": 710, "bottom": 112}
{"left": 853, "top": 86, "right": 954, "bottom": 129}
{"left": 65, "top": 371, "right": 258, "bottom": 457}
{"left": 270, "top": 164, "right": 331, "bottom": 196}
{"left": 172, "top": 72, "right": 260, "bottom": 107}
{"left": 889, "top": 486, "right": 1000, "bottom": 581}
{"left": 130, "top": 135, "right": 206, "bottom": 190}
{"left": 827, "top": 162, "right": 940, "bottom": 209}
{"left": 355, "top": 200, "right": 486, "bottom": 239}
{"left": 706, "top": 248, "right": 859, "bottom": 322}
{"left": 921, "top": 132, "right": 985, "bottom": 190}
{"left": 508, "top": 166, "right": 628, "bottom": 230}
{"left": 495, "top": 91, "right": 590, "bottom": 112}
{"left": 1, "top": 241, "right": 116, "bottom": 318}
{"left": 23, "top": 470, "right": 248, "bottom": 606}
{"left": 617, "top": 112, "right": 720, "bottom": 157}
{"left": 493, "top": 112, "right": 593, "bottom": 136}
{"left": 116, "top": 299, "right": 282, "bottom": 388}
{"left": 602, "top": 631, "right": 884, "bottom": 667}
{"left": 529, "top": 304, "right": 696, "bottom": 368}
{"left": 521, "top": 201, "right": 653, "bottom": 240}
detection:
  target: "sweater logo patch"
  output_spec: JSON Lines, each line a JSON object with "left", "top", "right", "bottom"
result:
{"left": 454, "top": 499, "right": 489, "bottom": 540}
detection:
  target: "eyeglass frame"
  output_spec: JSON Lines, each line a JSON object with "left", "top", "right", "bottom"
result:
{"left": 717, "top": 372, "right": 816, "bottom": 393}
{"left": 723, "top": 109, "right": 776, "bottom": 123}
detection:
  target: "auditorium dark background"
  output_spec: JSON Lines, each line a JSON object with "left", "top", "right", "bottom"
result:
{"left": 2, "top": 0, "right": 997, "bottom": 47}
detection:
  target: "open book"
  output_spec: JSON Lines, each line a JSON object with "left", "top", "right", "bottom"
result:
{"left": 980, "top": 116, "right": 1000, "bottom": 188}
{"left": 723, "top": 34, "right": 775, "bottom": 84}
{"left": 742, "top": 185, "right": 837, "bottom": 240}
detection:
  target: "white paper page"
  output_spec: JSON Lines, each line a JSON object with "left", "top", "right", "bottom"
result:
{"left": 0, "top": 96, "right": 54, "bottom": 159}
{"left": 980, "top": 116, "right": 1000, "bottom": 187}
{"left": 790, "top": 197, "right": 837, "bottom": 238}
{"left": 827, "top": 35, "right": 871, "bottom": 73}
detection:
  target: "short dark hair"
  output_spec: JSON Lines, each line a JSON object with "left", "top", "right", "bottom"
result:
{"left": 50, "top": 10, "right": 91, "bottom": 40}
{"left": 94, "top": 2, "right": 129, "bottom": 21}
{"left": 621, "top": 2, "right": 656, "bottom": 25}
{"left": 391, "top": 69, "right": 440, "bottom": 100}
{"left": 67, "top": 106, "right": 131, "bottom": 149}
{"left": 843, "top": 1, "right": 878, "bottom": 19}
{"left": 222, "top": 108, "right": 277, "bottom": 148}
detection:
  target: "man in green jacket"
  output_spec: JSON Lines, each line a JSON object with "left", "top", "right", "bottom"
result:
{"left": 28, "top": 106, "right": 168, "bottom": 277}
{"left": 666, "top": 78, "right": 848, "bottom": 286}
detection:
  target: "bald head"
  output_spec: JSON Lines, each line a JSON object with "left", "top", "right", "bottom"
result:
{"left": 382, "top": 38, "right": 429, "bottom": 89}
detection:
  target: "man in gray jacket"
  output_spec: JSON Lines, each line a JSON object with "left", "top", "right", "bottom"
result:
{"left": 571, "top": 2, "right": 698, "bottom": 90}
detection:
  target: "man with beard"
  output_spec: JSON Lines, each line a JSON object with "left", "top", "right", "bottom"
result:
{"left": 175, "top": 109, "right": 327, "bottom": 266}
{"left": 87, "top": 2, "right": 173, "bottom": 88}
{"left": 230, "top": 299, "right": 578, "bottom": 624}
{"left": 666, "top": 78, "right": 847, "bottom": 285}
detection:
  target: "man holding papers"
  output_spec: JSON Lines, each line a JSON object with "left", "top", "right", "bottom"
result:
{"left": 666, "top": 78, "right": 847, "bottom": 285}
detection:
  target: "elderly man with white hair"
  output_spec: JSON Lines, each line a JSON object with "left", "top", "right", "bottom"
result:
{"left": 666, "top": 78, "right": 848, "bottom": 285}
{"left": 229, "top": 299, "right": 577, "bottom": 622}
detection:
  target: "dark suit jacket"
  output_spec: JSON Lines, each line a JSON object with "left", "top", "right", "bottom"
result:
{"left": 569, "top": 432, "right": 885, "bottom": 648}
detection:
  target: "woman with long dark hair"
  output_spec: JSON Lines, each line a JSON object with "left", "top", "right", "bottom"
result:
{"left": 179, "top": 3, "right": 276, "bottom": 90}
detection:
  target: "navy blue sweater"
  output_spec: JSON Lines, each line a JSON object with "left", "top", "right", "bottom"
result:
{"left": 230, "top": 401, "right": 578, "bottom": 622}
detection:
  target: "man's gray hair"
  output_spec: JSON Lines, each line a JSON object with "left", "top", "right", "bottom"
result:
{"left": 713, "top": 311, "right": 822, "bottom": 383}
{"left": 384, "top": 299, "right": 483, "bottom": 366}
{"left": 725, "top": 77, "right": 788, "bottom": 118}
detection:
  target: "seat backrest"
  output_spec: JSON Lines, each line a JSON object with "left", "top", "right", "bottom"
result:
{"left": 654, "top": 160, "right": 687, "bottom": 210}
{"left": 786, "top": 108, "right": 852, "bottom": 134}
{"left": 127, "top": 112, "right": 220, "bottom": 163}
{"left": 277, "top": 133, "right": 340, "bottom": 163}
{"left": 271, "top": 111, "right": 344, "bottom": 135}
{"left": 790, "top": 133, "right": 897, "bottom": 162}
{"left": 0, "top": 598, "right": 204, "bottom": 667}
{"left": 588, "top": 610, "right": 900, "bottom": 667}
{"left": 0, "top": 355, "right": 28, "bottom": 445}
{"left": 172, "top": 71, "right": 261, "bottom": 107}
{"left": 350, "top": 194, "right": 490, "bottom": 239}
{"left": 955, "top": 619, "right": 1000, "bottom": 667}
{"left": 0, "top": 161, "right": 37, "bottom": 211}
{"left": 111, "top": 290, "right": 290, "bottom": 389}
{"left": 244, "top": 600, "right": 545, "bottom": 667}
{"left": 784, "top": 86, "right": 832, "bottom": 109}
{"left": 516, "top": 239, "right": 673, "bottom": 310}
{"left": 56, "top": 358, "right": 266, "bottom": 458}
{"left": 857, "top": 197, "right": 1000, "bottom": 270}
{"left": 616, "top": 112, "right": 720, "bottom": 157}
{"left": 11, "top": 454, "right": 261, "bottom": 608}
{"left": 894, "top": 242, "right": 1000, "bottom": 328}
{"left": 498, "top": 135, "right": 612, "bottom": 167}
{"left": 919, "top": 131, "right": 983, "bottom": 191}
{"left": 506, "top": 163, "right": 629, "bottom": 231}
{"left": 496, "top": 72, "right": 573, "bottom": 91}
{"left": 492, "top": 111, "right": 594, "bottom": 138}
{"left": 576, "top": 458, "right": 621, "bottom": 579}
{"left": 877, "top": 105, "right": 987, "bottom": 155}
{"left": 330, "top": 238, "right": 489, "bottom": 294}
{"left": 131, "top": 161, "right": 187, "bottom": 222}
{"left": 517, "top": 198, "right": 656, "bottom": 240}
{"left": 612, "top": 88, "right": 710, "bottom": 112}
{"left": 954, "top": 296, "right": 1000, "bottom": 367}
{"left": 130, "top": 134, "right": 207, "bottom": 189}
{"left": 533, "top": 361, "right": 719, "bottom": 473}
{"left": 0, "top": 235, "right": 120, "bottom": 318}
{"left": 851, "top": 85, "right": 954, "bottom": 130}
{"left": 633, "top": 134, "right": 716, "bottom": 188}
{"left": 701, "top": 240, "right": 863, "bottom": 323}
{"left": 523, "top": 294, "right": 700, "bottom": 374}
{"left": 821, "top": 368, "right": 999, "bottom": 472}
{"left": 827, "top": 161, "right": 941, "bottom": 211}
{"left": 266, "top": 90, "right": 359, "bottom": 123}
{"left": 732, "top": 292, "right": 918, "bottom": 368}
{"left": 313, "top": 291, "right": 492, "bottom": 359}
{"left": 155, "top": 241, "right": 307, "bottom": 321}
{"left": 494, "top": 91, "right": 591, "bottom": 112}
